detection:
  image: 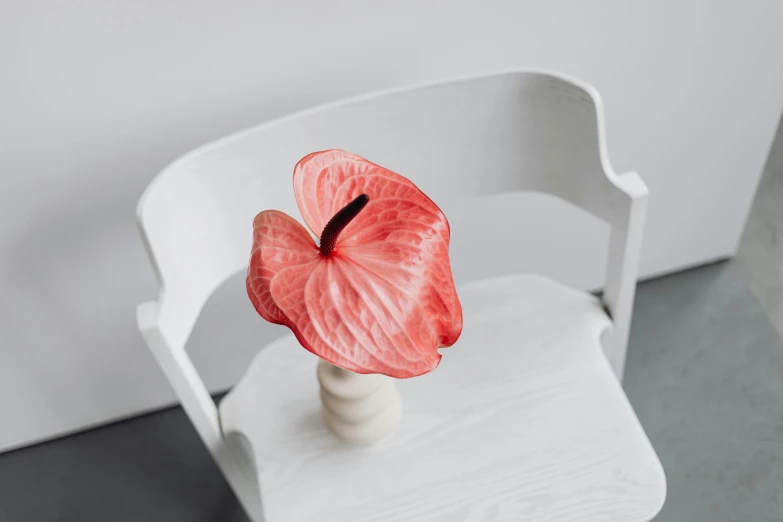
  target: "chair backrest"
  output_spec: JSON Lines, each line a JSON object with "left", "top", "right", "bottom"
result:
{"left": 138, "top": 70, "right": 634, "bottom": 350}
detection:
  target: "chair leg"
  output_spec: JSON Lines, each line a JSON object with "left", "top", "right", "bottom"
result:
{"left": 213, "top": 436, "right": 265, "bottom": 521}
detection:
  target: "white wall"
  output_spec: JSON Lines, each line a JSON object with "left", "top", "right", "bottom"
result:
{"left": 1, "top": 0, "right": 781, "bottom": 452}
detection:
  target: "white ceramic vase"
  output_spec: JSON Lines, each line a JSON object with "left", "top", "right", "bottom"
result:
{"left": 316, "top": 359, "right": 402, "bottom": 444}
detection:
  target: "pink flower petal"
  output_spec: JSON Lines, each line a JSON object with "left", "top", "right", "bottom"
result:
{"left": 248, "top": 150, "right": 463, "bottom": 378}
{"left": 246, "top": 210, "right": 319, "bottom": 325}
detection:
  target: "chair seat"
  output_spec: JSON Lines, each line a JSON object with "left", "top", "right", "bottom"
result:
{"left": 219, "top": 273, "right": 666, "bottom": 522}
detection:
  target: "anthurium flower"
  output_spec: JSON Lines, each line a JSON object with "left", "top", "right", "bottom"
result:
{"left": 246, "top": 150, "right": 463, "bottom": 378}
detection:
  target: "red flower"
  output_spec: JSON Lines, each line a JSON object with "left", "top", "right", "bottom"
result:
{"left": 246, "top": 150, "right": 463, "bottom": 378}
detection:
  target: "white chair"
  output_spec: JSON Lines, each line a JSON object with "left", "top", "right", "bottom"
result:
{"left": 137, "top": 71, "right": 666, "bottom": 521}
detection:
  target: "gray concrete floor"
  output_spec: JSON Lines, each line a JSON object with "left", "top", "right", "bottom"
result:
{"left": 0, "top": 395, "right": 249, "bottom": 522}
{"left": 1, "top": 118, "right": 782, "bottom": 521}
{"left": 625, "top": 261, "right": 783, "bottom": 522}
